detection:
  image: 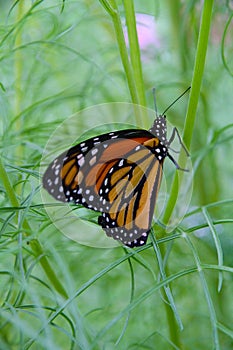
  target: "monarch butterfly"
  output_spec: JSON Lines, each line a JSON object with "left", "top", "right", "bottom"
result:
{"left": 43, "top": 95, "right": 189, "bottom": 248}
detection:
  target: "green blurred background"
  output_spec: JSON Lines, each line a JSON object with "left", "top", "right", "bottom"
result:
{"left": 0, "top": 1, "right": 232, "bottom": 349}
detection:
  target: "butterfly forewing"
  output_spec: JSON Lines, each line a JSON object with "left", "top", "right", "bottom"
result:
{"left": 43, "top": 130, "right": 154, "bottom": 207}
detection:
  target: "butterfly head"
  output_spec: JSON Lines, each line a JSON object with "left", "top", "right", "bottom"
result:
{"left": 149, "top": 115, "right": 167, "bottom": 145}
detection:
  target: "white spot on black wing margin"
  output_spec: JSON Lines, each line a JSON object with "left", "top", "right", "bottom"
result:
{"left": 42, "top": 153, "right": 67, "bottom": 202}
{"left": 98, "top": 213, "right": 150, "bottom": 247}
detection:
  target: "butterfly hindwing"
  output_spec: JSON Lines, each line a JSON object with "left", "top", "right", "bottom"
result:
{"left": 97, "top": 147, "right": 163, "bottom": 246}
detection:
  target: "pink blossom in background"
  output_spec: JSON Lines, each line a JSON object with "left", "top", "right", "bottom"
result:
{"left": 124, "top": 13, "right": 160, "bottom": 51}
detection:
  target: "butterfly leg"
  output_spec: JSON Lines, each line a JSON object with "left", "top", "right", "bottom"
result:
{"left": 167, "top": 152, "right": 189, "bottom": 172}
{"left": 168, "top": 127, "right": 189, "bottom": 156}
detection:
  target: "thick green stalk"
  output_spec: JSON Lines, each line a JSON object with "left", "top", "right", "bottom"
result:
{"left": 162, "top": 0, "right": 214, "bottom": 225}
{"left": 183, "top": 2, "right": 215, "bottom": 150}
{"left": 4, "top": 0, "right": 67, "bottom": 298}
{"left": 99, "top": 0, "right": 138, "bottom": 103}
{"left": 122, "top": 0, "right": 147, "bottom": 107}
{"left": 99, "top": 0, "right": 144, "bottom": 124}
{"left": 0, "top": 159, "right": 20, "bottom": 210}
{"left": 166, "top": 0, "right": 187, "bottom": 71}
{"left": 157, "top": 228, "right": 181, "bottom": 346}
{"left": 14, "top": 0, "right": 25, "bottom": 165}
{"left": 160, "top": 3, "right": 214, "bottom": 342}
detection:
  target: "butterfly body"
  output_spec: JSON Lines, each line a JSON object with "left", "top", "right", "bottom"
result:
{"left": 43, "top": 116, "right": 183, "bottom": 247}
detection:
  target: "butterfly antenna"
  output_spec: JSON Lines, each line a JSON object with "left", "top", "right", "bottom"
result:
{"left": 152, "top": 87, "right": 158, "bottom": 118}
{"left": 162, "top": 86, "right": 191, "bottom": 116}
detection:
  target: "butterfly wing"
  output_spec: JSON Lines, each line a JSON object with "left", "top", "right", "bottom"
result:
{"left": 98, "top": 145, "right": 163, "bottom": 247}
{"left": 43, "top": 129, "right": 152, "bottom": 208}
{"left": 43, "top": 128, "right": 167, "bottom": 247}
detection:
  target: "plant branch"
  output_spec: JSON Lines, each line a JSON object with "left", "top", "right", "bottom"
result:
{"left": 162, "top": 0, "right": 214, "bottom": 226}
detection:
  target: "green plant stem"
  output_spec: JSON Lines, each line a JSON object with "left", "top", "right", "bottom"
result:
{"left": 0, "top": 158, "right": 68, "bottom": 298}
{"left": 99, "top": 0, "right": 138, "bottom": 103}
{"left": 165, "top": 303, "right": 181, "bottom": 348}
{"left": 122, "top": 0, "right": 147, "bottom": 107}
{"left": 159, "top": 1, "right": 214, "bottom": 344}
{"left": 7, "top": 0, "right": 67, "bottom": 298}
{"left": 99, "top": 0, "right": 145, "bottom": 125}
{"left": 14, "top": 0, "right": 24, "bottom": 165}
{"left": 166, "top": 0, "right": 187, "bottom": 72}
{"left": 152, "top": 234, "right": 182, "bottom": 347}
{"left": 184, "top": 232, "right": 219, "bottom": 349}
{"left": 162, "top": 0, "right": 214, "bottom": 226}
